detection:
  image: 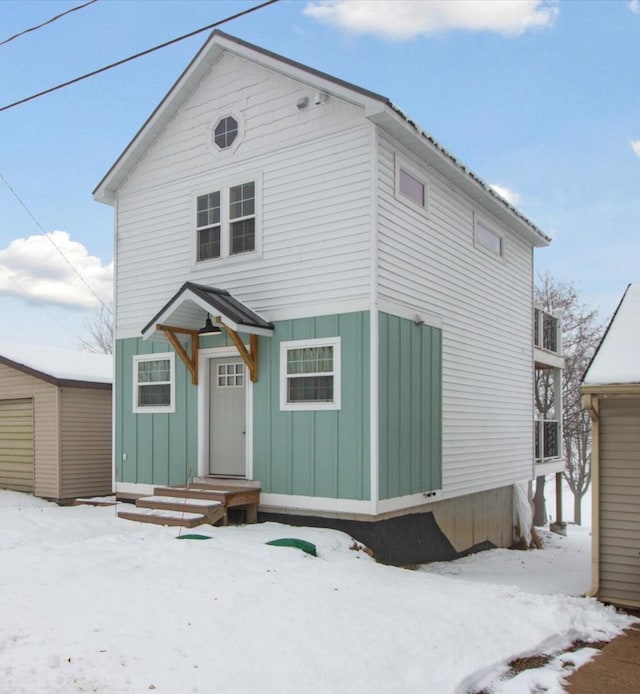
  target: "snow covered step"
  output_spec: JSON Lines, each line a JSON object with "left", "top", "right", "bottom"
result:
{"left": 137, "top": 495, "right": 222, "bottom": 512}
{"left": 118, "top": 507, "right": 207, "bottom": 528}
{"left": 153, "top": 485, "right": 260, "bottom": 523}
{"left": 132, "top": 495, "right": 226, "bottom": 526}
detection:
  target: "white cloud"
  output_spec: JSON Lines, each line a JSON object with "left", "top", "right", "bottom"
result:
{"left": 0, "top": 231, "right": 113, "bottom": 309}
{"left": 489, "top": 183, "right": 521, "bottom": 206}
{"left": 629, "top": 1, "right": 640, "bottom": 15}
{"left": 304, "top": 0, "right": 559, "bottom": 39}
{"left": 631, "top": 140, "right": 640, "bottom": 157}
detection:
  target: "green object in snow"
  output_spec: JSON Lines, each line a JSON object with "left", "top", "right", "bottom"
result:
{"left": 266, "top": 538, "right": 317, "bottom": 556}
{"left": 176, "top": 533, "right": 212, "bottom": 540}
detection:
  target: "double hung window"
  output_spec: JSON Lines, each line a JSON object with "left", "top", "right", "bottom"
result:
{"left": 280, "top": 337, "right": 341, "bottom": 411}
{"left": 133, "top": 354, "right": 175, "bottom": 413}
{"left": 196, "top": 180, "right": 257, "bottom": 262}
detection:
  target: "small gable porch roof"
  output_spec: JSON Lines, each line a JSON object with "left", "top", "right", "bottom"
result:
{"left": 141, "top": 282, "right": 274, "bottom": 341}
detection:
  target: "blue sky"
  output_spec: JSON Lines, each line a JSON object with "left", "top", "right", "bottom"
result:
{"left": 1, "top": 0, "right": 638, "bottom": 350}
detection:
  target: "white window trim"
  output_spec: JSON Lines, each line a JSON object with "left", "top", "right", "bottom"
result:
{"left": 133, "top": 353, "right": 176, "bottom": 414}
{"left": 473, "top": 213, "right": 505, "bottom": 259}
{"left": 395, "top": 154, "right": 429, "bottom": 213}
{"left": 208, "top": 109, "right": 244, "bottom": 155}
{"left": 193, "top": 172, "right": 262, "bottom": 267}
{"left": 279, "top": 337, "right": 341, "bottom": 411}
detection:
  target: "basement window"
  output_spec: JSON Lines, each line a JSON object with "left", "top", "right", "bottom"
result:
{"left": 280, "top": 337, "right": 341, "bottom": 411}
{"left": 133, "top": 354, "right": 175, "bottom": 413}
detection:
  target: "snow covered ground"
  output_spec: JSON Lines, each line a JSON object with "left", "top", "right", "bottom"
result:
{"left": 0, "top": 490, "right": 635, "bottom": 694}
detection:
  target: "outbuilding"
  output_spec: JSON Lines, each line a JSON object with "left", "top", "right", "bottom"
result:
{"left": 582, "top": 283, "right": 640, "bottom": 609}
{"left": 0, "top": 342, "right": 112, "bottom": 503}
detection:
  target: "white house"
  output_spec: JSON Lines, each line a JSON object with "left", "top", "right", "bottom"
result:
{"left": 94, "top": 31, "right": 554, "bottom": 563}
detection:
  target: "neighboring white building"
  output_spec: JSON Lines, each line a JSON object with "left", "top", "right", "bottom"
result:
{"left": 94, "top": 31, "right": 552, "bottom": 563}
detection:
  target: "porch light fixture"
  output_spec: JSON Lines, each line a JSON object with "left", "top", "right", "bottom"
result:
{"left": 199, "top": 314, "right": 221, "bottom": 335}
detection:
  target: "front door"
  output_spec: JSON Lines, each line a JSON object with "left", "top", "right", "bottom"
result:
{"left": 208, "top": 358, "right": 246, "bottom": 476}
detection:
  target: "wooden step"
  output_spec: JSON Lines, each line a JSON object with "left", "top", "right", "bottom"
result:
{"left": 153, "top": 485, "right": 260, "bottom": 524}
{"left": 192, "top": 477, "right": 261, "bottom": 490}
{"left": 118, "top": 508, "right": 207, "bottom": 528}
{"left": 137, "top": 495, "right": 223, "bottom": 514}
{"left": 136, "top": 495, "right": 226, "bottom": 525}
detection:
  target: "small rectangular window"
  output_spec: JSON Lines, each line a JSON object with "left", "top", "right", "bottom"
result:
{"left": 395, "top": 155, "right": 428, "bottom": 211}
{"left": 133, "top": 354, "right": 175, "bottom": 413}
{"left": 217, "top": 362, "right": 244, "bottom": 388}
{"left": 475, "top": 218, "right": 504, "bottom": 257}
{"left": 399, "top": 168, "right": 425, "bottom": 207}
{"left": 280, "top": 338, "right": 341, "bottom": 411}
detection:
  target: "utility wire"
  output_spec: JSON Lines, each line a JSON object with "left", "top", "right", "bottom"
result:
{"left": 0, "top": 0, "right": 281, "bottom": 113}
{"left": 0, "top": 171, "right": 112, "bottom": 314}
{"left": 0, "top": 0, "right": 99, "bottom": 47}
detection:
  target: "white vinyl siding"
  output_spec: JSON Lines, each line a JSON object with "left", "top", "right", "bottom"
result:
{"left": 377, "top": 133, "right": 534, "bottom": 499}
{"left": 114, "top": 53, "right": 373, "bottom": 338}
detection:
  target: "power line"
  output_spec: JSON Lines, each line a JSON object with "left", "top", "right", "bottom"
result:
{"left": 0, "top": 171, "right": 112, "bottom": 314}
{"left": 0, "top": 0, "right": 281, "bottom": 114}
{"left": 0, "top": 0, "right": 99, "bottom": 47}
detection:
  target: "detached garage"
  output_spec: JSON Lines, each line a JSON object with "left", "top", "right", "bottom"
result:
{"left": 582, "top": 283, "right": 640, "bottom": 609}
{"left": 0, "top": 343, "right": 112, "bottom": 502}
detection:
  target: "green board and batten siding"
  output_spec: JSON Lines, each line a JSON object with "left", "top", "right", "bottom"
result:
{"left": 253, "top": 312, "right": 371, "bottom": 500}
{"left": 115, "top": 338, "right": 198, "bottom": 487}
{"left": 115, "top": 310, "right": 441, "bottom": 504}
{"left": 378, "top": 313, "right": 442, "bottom": 500}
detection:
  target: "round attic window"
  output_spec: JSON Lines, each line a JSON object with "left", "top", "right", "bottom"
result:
{"left": 214, "top": 116, "right": 238, "bottom": 150}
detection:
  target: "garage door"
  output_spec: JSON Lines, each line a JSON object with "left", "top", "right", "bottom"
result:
{"left": 0, "top": 398, "right": 34, "bottom": 492}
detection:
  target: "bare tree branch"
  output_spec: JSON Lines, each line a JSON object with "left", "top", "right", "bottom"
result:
{"left": 78, "top": 302, "right": 113, "bottom": 355}
{"left": 535, "top": 272, "right": 604, "bottom": 524}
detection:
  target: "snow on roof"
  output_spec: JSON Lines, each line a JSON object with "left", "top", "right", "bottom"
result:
{"left": 583, "top": 283, "right": 640, "bottom": 386}
{"left": 0, "top": 341, "right": 112, "bottom": 384}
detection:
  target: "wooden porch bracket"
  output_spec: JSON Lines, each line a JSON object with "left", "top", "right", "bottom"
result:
{"left": 157, "top": 324, "right": 199, "bottom": 386}
{"left": 156, "top": 323, "right": 260, "bottom": 385}
{"left": 223, "top": 327, "right": 259, "bottom": 382}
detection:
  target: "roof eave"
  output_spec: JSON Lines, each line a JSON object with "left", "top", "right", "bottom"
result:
{"left": 581, "top": 382, "right": 640, "bottom": 395}
{"left": 367, "top": 104, "right": 550, "bottom": 248}
{"left": 94, "top": 31, "right": 549, "bottom": 246}
{"left": 0, "top": 355, "right": 112, "bottom": 388}
{"left": 93, "top": 31, "right": 388, "bottom": 205}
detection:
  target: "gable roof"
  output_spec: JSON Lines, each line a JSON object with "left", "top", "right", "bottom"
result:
{"left": 583, "top": 283, "right": 640, "bottom": 387}
{"left": 141, "top": 282, "right": 274, "bottom": 340}
{"left": 0, "top": 342, "right": 112, "bottom": 388}
{"left": 93, "top": 30, "right": 549, "bottom": 249}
